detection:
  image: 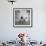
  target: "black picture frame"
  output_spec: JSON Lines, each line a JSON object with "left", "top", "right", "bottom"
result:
{"left": 13, "top": 8, "right": 33, "bottom": 28}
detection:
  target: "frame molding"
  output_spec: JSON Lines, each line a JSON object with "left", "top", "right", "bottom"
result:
{"left": 13, "top": 8, "right": 33, "bottom": 28}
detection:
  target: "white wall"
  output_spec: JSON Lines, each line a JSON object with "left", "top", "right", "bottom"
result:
{"left": 0, "top": 0, "right": 46, "bottom": 42}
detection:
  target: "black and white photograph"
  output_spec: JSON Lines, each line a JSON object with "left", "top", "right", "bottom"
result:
{"left": 13, "top": 8, "right": 32, "bottom": 27}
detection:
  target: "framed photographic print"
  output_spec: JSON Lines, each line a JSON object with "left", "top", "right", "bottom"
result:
{"left": 13, "top": 8, "right": 33, "bottom": 28}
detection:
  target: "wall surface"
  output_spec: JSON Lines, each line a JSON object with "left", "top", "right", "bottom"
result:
{"left": 0, "top": 0, "right": 46, "bottom": 42}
